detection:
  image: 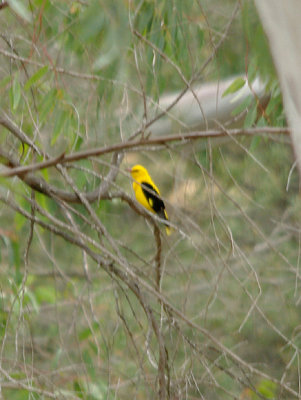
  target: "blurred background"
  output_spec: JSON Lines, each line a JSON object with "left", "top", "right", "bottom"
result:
{"left": 0, "top": 1, "right": 298, "bottom": 399}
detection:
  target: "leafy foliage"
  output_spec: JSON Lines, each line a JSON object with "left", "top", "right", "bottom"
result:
{"left": 0, "top": 1, "right": 298, "bottom": 399}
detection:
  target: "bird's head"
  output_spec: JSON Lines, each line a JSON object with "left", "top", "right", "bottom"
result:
{"left": 128, "top": 164, "right": 149, "bottom": 181}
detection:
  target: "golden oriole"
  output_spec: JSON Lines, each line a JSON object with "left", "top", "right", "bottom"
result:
{"left": 129, "top": 164, "right": 171, "bottom": 235}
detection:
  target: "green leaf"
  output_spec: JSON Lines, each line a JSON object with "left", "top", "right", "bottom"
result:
{"left": 256, "top": 116, "right": 268, "bottom": 127}
{"left": 41, "top": 165, "right": 49, "bottom": 182}
{"left": 79, "top": 322, "right": 99, "bottom": 341}
{"left": 35, "top": 285, "right": 57, "bottom": 304}
{"left": 12, "top": 73, "right": 21, "bottom": 111}
{"left": 222, "top": 77, "right": 246, "bottom": 98}
{"left": 83, "top": 349, "right": 96, "bottom": 381}
{"left": 257, "top": 379, "right": 277, "bottom": 399}
{"left": 78, "top": 1, "right": 105, "bottom": 42}
{"left": 79, "top": 327, "right": 93, "bottom": 341}
{"left": 241, "top": 1, "right": 252, "bottom": 42}
{"left": 2, "top": 388, "right": 33, "bottom": 400}
{"left": 231, "top": 95, "right": 253, "bottom": 117}
{"left": 73, "top": 381, "right": 84, "bottom": 399}
{"left": 24, "top": 66, "right": 48, "bottom": 91}
{"left": 51, "top": 109, "right": 68, "bottom": 146}
{"left": 8, "top": 0, "right": 32, "bottom": 23}
{"left": 74, "top": 135, "right": 83, "bottom": 151}
{"left": 39, "top": 88, "right": 57, "bottom": 122}
{"left": 197, "top": 28, "right": 204, "bottom": 50}
{"left": 10, "top": 240, "right": 20, "bottom": 269}
{"left": 244, "top": 104, "right": 257, "bottom": 128}
{"left": 14, "top": 212, "right": 27, "bottom": 231}
{"left": 14, "top": 194, "right": 31, "bottom": 230}
{"left": 247, "top": 59, "right": 257, "bottom": 84}
{"left": 199, "top": 149, "right": 208, "bottom": 169}
{"left": 249, "top": 136, "right": 261, "bottom": 152}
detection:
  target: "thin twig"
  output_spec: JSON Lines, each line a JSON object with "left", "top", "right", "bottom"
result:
{"left": 154, "top": 225, "right": 162, "bottom": 291}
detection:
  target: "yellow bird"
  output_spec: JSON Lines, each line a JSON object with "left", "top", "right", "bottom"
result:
{"left": 129, "top": 164, "right": 171, "bottom": 235}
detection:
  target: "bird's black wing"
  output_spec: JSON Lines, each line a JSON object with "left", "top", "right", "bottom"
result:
{"left": 141, "top": 182, "right": 167, "bottom": 220}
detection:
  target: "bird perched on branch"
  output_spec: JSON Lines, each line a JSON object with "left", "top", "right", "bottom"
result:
{"left": 129, "top": 164, "right": 171, "bottom": 235}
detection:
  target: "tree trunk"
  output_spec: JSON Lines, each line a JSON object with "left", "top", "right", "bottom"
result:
{"left": 254, "top": 0, "right": 301, "bottom": 175}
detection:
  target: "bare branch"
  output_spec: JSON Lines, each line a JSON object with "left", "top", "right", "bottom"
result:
{"left": 0, "top": 125, "right": 290, "bottom": 178}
